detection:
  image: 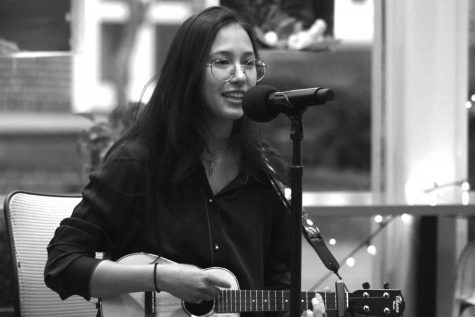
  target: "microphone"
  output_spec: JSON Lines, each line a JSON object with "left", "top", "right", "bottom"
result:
{"left": 242, "top": 85, "right": 334, "bottom": 122}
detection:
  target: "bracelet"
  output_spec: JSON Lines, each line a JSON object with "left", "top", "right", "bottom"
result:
{"left": 153, "top": 262, "right": 161, "bottom": 293}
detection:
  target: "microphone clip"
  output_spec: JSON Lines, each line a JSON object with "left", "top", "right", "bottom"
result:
{"left": 272, "top": 92, "right": 305, "bottom": 117}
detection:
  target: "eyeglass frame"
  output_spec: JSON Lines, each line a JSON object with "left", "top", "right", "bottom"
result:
{"left": 204, "top": 58, "right": 268, "bottom": 83}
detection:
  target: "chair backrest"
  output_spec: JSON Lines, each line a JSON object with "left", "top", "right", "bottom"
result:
{"left": 453, "top": 242, "right": 475, "bottom": 317}
{"left": 3, "top": 191, "right": 97, "bottom": 316}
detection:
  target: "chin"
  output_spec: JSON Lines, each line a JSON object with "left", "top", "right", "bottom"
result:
{"left": 226, "top": 109, "right": 244, "bottom": 121}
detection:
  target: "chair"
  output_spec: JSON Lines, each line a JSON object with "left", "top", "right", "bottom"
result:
{"left": 453, "top": 242, "right": 475, "bottom": 317}
{"left": 3, "top": 190, "right": 97, "bottom": 316}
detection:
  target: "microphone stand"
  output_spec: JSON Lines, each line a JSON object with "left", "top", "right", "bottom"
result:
{"left": 264, "top": 88, "right": 335, "bottom": 317}
{"left": 288, "top": 110, "right": 304, "bottom": 317}
{"left": 283, "top": 95, "right": 336, "bottom": 317}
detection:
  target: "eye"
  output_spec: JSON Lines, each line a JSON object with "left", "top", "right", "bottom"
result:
{"left": 212, "top": 59, "right": 231, "bottom": 68}
{"left": 243, "top": 59, "right": 258, "bottom": 68}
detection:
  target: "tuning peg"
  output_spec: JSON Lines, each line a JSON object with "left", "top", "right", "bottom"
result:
{"left": 362, "top": 282, "right": 370, "bottom": 289}
{"left": 383, "top": 282, "right": 390, "bottom": 289}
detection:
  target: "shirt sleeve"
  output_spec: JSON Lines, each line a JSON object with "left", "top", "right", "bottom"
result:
{"left": 44, "top": 145, "right": 147, "bottom": 300}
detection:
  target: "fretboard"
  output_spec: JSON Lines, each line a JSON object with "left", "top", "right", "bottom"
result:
{"left": 214, "top": 290, "right": 341, "bottom": 313}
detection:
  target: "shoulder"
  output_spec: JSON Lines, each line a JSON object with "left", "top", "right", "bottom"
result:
{"left": 247, "top": 143, "right": 289, "bottom": 186}
{"left": 105, "top": 138, "right": 150, "bottom": 164}
{"left": 89, "top": 139, "right": 151, "bottom": 195}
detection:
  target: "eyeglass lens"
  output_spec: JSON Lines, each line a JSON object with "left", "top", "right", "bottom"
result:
{"left": 210, "top": 60, "right": 266, "bottom": 82}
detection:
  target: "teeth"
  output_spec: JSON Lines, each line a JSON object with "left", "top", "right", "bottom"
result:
{"left": 223, "top": 92, "right": 243, "bottom": 98}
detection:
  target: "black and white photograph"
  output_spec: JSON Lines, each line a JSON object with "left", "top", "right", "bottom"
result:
{"left": 0, "top": 1, "right": 474, "bottom": 317}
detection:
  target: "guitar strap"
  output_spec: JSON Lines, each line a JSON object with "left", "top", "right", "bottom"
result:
{"left": 267, "top": 174, "right": 341, "bottom": 277}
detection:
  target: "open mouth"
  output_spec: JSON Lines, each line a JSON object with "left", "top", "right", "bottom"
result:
{"left": 222, "top": 91, "right": 244, "bottom": 100}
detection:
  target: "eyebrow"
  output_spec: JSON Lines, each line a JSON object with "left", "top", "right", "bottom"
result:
{"left": 209, "top": 50, "right": 255, "bottom": 59}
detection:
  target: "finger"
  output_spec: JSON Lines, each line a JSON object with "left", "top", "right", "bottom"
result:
{"left": 199, "top": 283, "right": 227, "bottom": 299}
{"left": 207, "top": 274, "right": 232, "bottom": 289}
{"left": 200, "top": 289, "right": 223, "bottom": 301}
{"left": 301, "top": 309, "right": 313, "bottom": 317}
{"left": 312, "top": 293, "right": 326, "bottom": 317}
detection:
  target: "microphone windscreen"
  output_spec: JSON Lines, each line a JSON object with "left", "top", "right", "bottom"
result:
{"left": 242, "top": 85, "right": 279, "bottom": 122}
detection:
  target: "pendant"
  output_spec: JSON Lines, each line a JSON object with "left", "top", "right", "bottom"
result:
{"left": 208, "top": 161, "right": 214, "bottom": 176}
{"left": 202, "top": 154, "right": 222, "bottom": 177}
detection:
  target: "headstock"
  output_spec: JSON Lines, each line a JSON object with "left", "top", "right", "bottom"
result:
{"left": 348, "top": 283, "right": 405, "bottom": 317}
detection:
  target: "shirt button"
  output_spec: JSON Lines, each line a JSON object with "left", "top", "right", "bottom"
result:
{"left": 213, "top": 243, "right": 220, "bottom": 251}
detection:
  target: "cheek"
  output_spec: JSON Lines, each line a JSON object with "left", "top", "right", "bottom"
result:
{"left": 201, "top": 78, "right": 221, "bottom": 113}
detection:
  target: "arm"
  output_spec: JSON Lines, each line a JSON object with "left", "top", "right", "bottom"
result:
{"left": 89, "top": 260, "right": 154, "bottom": 297}
{"left": 46, "top": 144, "right": 231, "bottom": 301}
{"left": 45, "top": 145, "right": 149, "bottom": 300}
{"left": 90, "top": 260, "right": 230, "bottom": 301}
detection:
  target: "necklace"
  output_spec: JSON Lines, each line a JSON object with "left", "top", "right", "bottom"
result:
{"left": 202, "top": 155, "right": 223, "bottom": 176}
{"left": 201, "top": 139, "right": 230, "bottom": 176}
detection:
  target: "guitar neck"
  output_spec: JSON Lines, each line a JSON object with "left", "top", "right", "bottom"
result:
{"left": 214, "top": 290, "right": 339, "bottom": 313}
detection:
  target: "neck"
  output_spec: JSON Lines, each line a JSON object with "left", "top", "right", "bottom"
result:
{"left": 205, "top": 134, "right": 230, "bottom": 156}
{"left": 204, "top": 114, "right": 234, "bottom": 138}
{"left": 212, "top": 289, "right": 339, "bottom": 313}
{"left": 201, "top": 135, "right": 232, "bottom": 178}
{"left": 203, "top": 119, "right": 234, "bottom": 157}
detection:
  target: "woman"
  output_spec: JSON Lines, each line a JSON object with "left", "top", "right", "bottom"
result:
{"left": 45, "top": 6, "right": 325, "bottom": 317}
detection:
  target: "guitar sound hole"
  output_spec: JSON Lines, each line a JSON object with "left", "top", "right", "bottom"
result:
{"left": 183, "top": 300, "right": 214, "bottom": 317}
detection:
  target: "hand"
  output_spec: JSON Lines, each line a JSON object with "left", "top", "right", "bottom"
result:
{"left": 155, "top": 263, "right": 231, "bottom": 303}
{"left": 302, "top": 293, "right": 327, "bottom": 317}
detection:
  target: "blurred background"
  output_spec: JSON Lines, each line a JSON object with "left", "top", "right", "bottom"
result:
{"left": 0, "top": 1, "right": 474, "bottom": 317}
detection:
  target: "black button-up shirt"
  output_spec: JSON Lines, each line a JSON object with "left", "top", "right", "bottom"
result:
{"left": 45, "top": 141, "right": 291, "bottom": 316}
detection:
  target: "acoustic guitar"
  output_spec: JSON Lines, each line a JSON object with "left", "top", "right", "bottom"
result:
{"left": 100, "top": 253, "right": 405, "bottom": 317}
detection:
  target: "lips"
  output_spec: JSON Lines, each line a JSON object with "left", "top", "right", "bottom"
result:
{"left": 222, "top": 91, "right": 245, "bottom": 99}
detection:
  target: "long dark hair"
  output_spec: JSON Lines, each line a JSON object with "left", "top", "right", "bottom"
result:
{"left": 104, "top": 6, "right": 287, "bottom": 244}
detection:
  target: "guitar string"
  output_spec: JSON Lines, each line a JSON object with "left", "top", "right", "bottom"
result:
{"left": 155, "top": 291, "right": 339, "bottom": 311}
{"left": 215, "top": 290, "right": 339, "bottom": 312}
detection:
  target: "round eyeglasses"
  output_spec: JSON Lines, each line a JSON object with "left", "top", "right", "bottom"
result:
{"left": 204, "top": 59, "right": 267, "bottom": 83}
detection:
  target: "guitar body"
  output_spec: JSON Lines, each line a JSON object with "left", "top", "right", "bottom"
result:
{"left": 100, "top": 253, "right": 240, "bottom": 317}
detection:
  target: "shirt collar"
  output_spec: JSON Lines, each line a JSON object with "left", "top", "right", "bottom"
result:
{"left": 193, "top": 158, "right": 270, "bottom": 196}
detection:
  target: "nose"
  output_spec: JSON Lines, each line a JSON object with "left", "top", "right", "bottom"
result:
{"left": 230, "top": 64, "right": 247, "bottom": 83}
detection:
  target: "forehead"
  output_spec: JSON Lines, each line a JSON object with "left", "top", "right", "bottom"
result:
{"left": 209, "top": 23, "right": 254, "bottom": 56}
